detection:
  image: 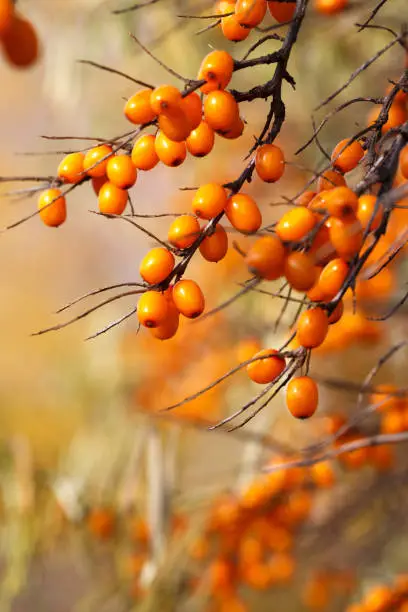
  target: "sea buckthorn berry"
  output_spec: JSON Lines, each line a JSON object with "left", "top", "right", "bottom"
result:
{"left": 311, "top": 461, "right": 335, "bottom": 487}
{"left": 286, "top": 376, "right": 319, "bottom": 419}
{"left": 363, "top": 586, "right": 394, "bottom": 612}
{"left": 400, "top": 145, "right": 408, "bottom": 178}
{"left": 368, "top": 103, "right": 408, "bottom": 133}
{"left": 98, "top": 182, "right": 128, "bottom": 215}
{"left": 150, "top": 85, "right": 182, "bottom": 115}
{"left": 296, "top": 307, "right": 329, "bottom": 348}
{"left": 198, "top": 50, "right": 234, "bottom": 94}
{"left": 331, "top": 138, "right": 364, "bottom": 173}
{"left": 275, "top": 207, "right": 317, "bottom": 242}
{"left": 325, "top": 187, "right": 358, "bottom": 218}
{"left": 91, "top": 176, "right": 107, "bottom": 196}
{"left": 168, "top": 215, "right": 201, "bottom": 249}
{"left": 158, "top": 108, "right": 191, "bottom": 142}
{"left": 150, "top": 295, "right": 180, "bottom": 340}
{"left": 106, "top": 155, "right": 137, "bottom": 189}
{"left": 284, "top": 252, "right": 319, "bottom": 291}
{"left": 318, "top": 258, "right": 349, "bottom": 300}
{"left": 235, "top": 0, "right": 267, "bottom": 27}
{"left": 268, "top": 1, "right": 296, "bottom": 22}
{"left": 381, "top": 409, "right": 405, "bottom": 435}
{"left": 0, "top": 0, "right": 14, "bottom": 36}
{"left": 124, "top": 89, "right": 156, "bottom": 124}
{"left": 57, "top": 152, "right": 85, "bottom": 184}
{"left": 308, "top": 223, "right": 333, "bottom": 264}
{"left": 329, "top": 216, "right": 363, "bottom": 260}
{"left": 314, "top": 0, "right": 347, "bottom": 14}
{"left": 216, "top": 0, "right": 236, "bottom": 13}
{"left": 245, "top": 235, "right": 286, "bottom": 280}
{"left": 1, "top": 13, "right": 39, "bottom": 68}
{"left": 236, "top": 337, "right": 262, "bottom": 363}
{"left": 87, "top": 508, "right": 115, "bottom": 540}
{"left": 218, "top": 115, "right": 245, "bottom": 139}
{"left": 247, "top": 349, "right": 286, "bottom": 384}
{"left": 180, "top": 92, "right": 202, "bottom": 130}
{"left": 172, "top": 279, "right": 205, "bottom": 318}
{"left": 204, "top": 91, "right": 240, "bottom": 132}
{"left": 199, "top": 224, "right": 229, "bottom": 262}
{"left": 357, "top": 194, "right": 382, "bottom": 231}
{"left": 370, "top": 384, "right": 402, "bottom": 413}
{"left": 192, "top": 183, "right": 227, "bottom": 220}
{"left": 186, "top": 121, "right": 215, "bottom": 157}
{"left": 317, "top": 169, "right": 346, "bottom": 192}
{"left": 154, "top": 132, "right": 186, "bottom": 167}
{"left": 225, "top": 193, "right": 262, "bottom": 234}
{"left": 83, "top": 145, "right": 113, "bottom": 178}
{"left": 221, "top": 13, "right": 251, "bottom": 41}
{"left": 296, "top": 191, "right": 317, "bottom": 207}
{"left": 328, "top": 299, "right": 344, "bottom": 324}
{"left": 137, "top": 290, "right": 169, "bottom": 328}
{"left": 38, "top": 189, "right": 66, "bottom": 227}
{"left": 131, "top": 134, "right": 159, "bottom": 171}
{"left": 255, "top": 144, "right": 285, "bottom": 183}
{"left": 139, "top": 247, "right": 175, "bottom": 285}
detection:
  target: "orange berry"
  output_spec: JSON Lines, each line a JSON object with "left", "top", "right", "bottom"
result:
{"left": 255, "top": 144, "right": 285, "bottom": 183}
{"left": 38, "top": 188, "right": 67, "bottom": 228}
{"left": 198, "top": 50, "right": 234, "bottom": 94}
{"left": 1, "top": 13, "right": 39, "bottom": 68}
{"left": 137, "top": 290, "right": 169, "bottom": 328}
{"left": 87, "top": 508, "right": 115, "bottom": 540}
{"left": 154, "top": 131, "right": 186, "bottom": 167}
{"left": 369, "top": 384, "right": 402, "bottom": 413}
{"left": 325, "top": 186, "right": 358, "bottom": 218}
{"left": 286, "top": 376, "right": 319, "bottom": 419}
{"left": 0, "top": 0, "right": 14, "bottom": 36}
{"left": 124, "top": 89, "right": 156, "bottom": 124}
{"left": 221, "top": 13, "right": 251, "bottom": 41}
{"left": 329, "top": 215, "right": 363, "bottom": 260}
{"left": 357, "top": 194, "right": 382, "bottom": 231}
{"left": 308, "top": 223, "right": 333, "bottom": 264}
{"left": 150, "top": 84, "right": 182, "bottom": 115}
{"left": 268, "top": 553, "right": 295, "bottom": 583}
{"left": 192, "top": 183, "right": 227, "bottom": 219}
{"left": 235, "top": 0, "right": 267, "bottom": 27}
{"left": 216, "top": 0, "right": 236, "bottom": 13}
{"left": 268, "top": 0, "right": 296, "bottom": 22}
{"left": 91, "top": 175, "right": 107, "bottom": 196}
{"left": 83, "top": 145, "right": 113, "bottom": 178}
{"left": 296, "top": 307, "right": 329, "bottom": 348}
{"left": 317, "top": 169, "right": 346, "bottom": 192}
{"left": 296, "top": 191, "right": 317, "bottom": 207}
{"left": 186, "top": 121, "right": 215, "bottom": 157}
{"left": 364, "top": 585, "right": 394, "bottom": 612}
{"left": 311, "top": 461, "right": 335, "bottom": 487}
{"left": 400, "top": 145, "right": 408, "bottom": 179}
{"left": 368, "top": 103, "right": 408, "bottom": 133}
{"left": 318, "top": 257, "right": 349, "bottom": 300}
{"left": 150, "top": 294, "right": 180, "bottom": 340}
{"left": 98, "top": 182, "right": 128, "bottom": 215}
{"left": 245, "top": 235, "right": 286, "bottom": 279}
{"left": 284, "top": 252, "right": 319, "bottom": 291}
{"left": 328, "top": 299, "right": 344, "bottom": 324}
{"left": 225, "top": 193, "right": 262, "bottom": 234}
{"left": 168, "top": 215, "right": 201, "bottom": 249}
{"left": 158, "top": 108, "right": 191, "bottom": 142}
{"left": 180, "top": 92, "right": 202, "bottom": 130}
{"left": 199, "top": 224, "right": 229, "bottom": 262}
{"left": 131, "top": 134, "right": 159, "bottom": 171}
{"left": 204, "top": 90, "right": 240, "bottom": 132}
{"left": 218, "top": 115, "right": 245, "bottom": 140}
{"left": 106, "top": 155, "right": 137, "bottom": 189}
{"left": 331, "top": 138, "right": 364, "bottom": 173}
{"left": 57, "top": 152, "right": 85, "bottom": 184}
{"left": 381, "top": 408, "right": 405, "bottom": 435}
{"left": 314, "top": 0, "right": 347, "bottom": 14}
{"left": 172, "top": 279, "right": 205, "bottom": 318}
{"left": 275, "top": 207, "right": 317, "bottom": 242}
{"left": 139, "top": 247, "right": 175, "bottom": 285}
{"left": 236, "top": 337, "right": 262, "bottom": 363}
{"left": 247, "top": 349, "right": 286, "bottom": 384}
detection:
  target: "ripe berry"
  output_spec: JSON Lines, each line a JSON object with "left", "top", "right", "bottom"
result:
{"left": 192, "top": 183, "right": 227, "bottom": 219}
{"left": 317, "top": 258, "right": 349, "bottom": 300}
{"left": 218, "top": 115, "right": 245, "bottom": 140}
{"left": 131, "top": 134, "right": 159, "bottom": 171}
{"left": 255, "top": 144, "right": 285, "bottom": 183}
{"left": 124, "top": 89, "right": 156, "bottom": 124}
{"left": 357, "top": 194, "right": 382, "bottom": 231}
{"left": 246, "top": 349, "right": 286, "bottom": 384}
{"left": 0, "top": 0, "right": 14, "bottom": 36}
{"left": 317, "top": 169, "right": 346, "bottom": 192}
{"left": 296, "top": 307, "right": 329, "bottom": 348}
{"left": 1, "top": 13, "right": 39, "bottom": 68}
{"left": 314, "top": 0, "right": 347, "bottom": 14}
{"left": 268, "top": 1, "right": 296, "bottom": 22}
{"left": 245, "top": 235, "right": 286, "bottom": 280}
{"left": 284, "top": 252, "right": 319, "bottom": 291}
{"left": 235, "top": 0, "right": 267, "bottom": 27}
{"left": 158, "top": 108, "right": 191, "bottom": 142}
{"left": 150, "top": 85, "right": 182, "bottom": 115}
{"left": 186, "top": 121, "right": 215, "bottom": 157}
{"left": 150, "top": 296, "right": 180, "bottom": 340}
{"left": 106, "top": 155, "right": 137, "bottom": 189}
{"left": 98, "top": 182, "right": 128, "bottom": 215}
{"left": 172, "top": 279, "right": 205, "bottom": 318}
{"left": 137, "top": 291, "right": 169, "bottom": 328}
{"left": 84, "top": 145, "right": 113, "bottom": 178}
{"left": 180, "top": 92, "right": 202, "bottom": 130}
{"left": 275, "top": 207, "right": 317, "bottom": 242}
{"left": 368, "top": 103, "right": 407, "bottom": 133}
{"left": 286, "top": 377, "right": 318, "bottom": 419}
{"left": 296, "top": 191, "right": 317, "bottom": 207}
{"left": 204, "top": 91, "right": 240, "bottom": 133}
{"left": 168, "top": 215, "right": 201, "bottom": 249}
{"left": 331, "top": 138, "right": 364, "bottom": 173}
{"left": 154, "top": 132, "right": 187, "bottom": 167}
{"left": 225, "top": 193, "right": 262, "bottom": 234}
{"left": 38, "top": 188, "right": 66, "bottom": 227}
{"left": 329, "top": 216, "right": 363, "bottom": 260}
{"left": 91, "top": 176, "right": 107, "bottom": 196}
{"left": 328, "top": 299, "right": 344, "bottom": 324}
{"left": 325, "top": 186, "right": 358, "bottom": 218}
{"left": 139, "top": 247, "right": 175, "bottom": 285}
{"left": 57, "top": 152, "right": 85, "bottom": 184}
{"left": 198, "top": 50, "right": 234, "bottom": 94}
{"left": 199, "top": 224, "right": 229, "bottom": 262}
{"left": 221, "top": 14, "right": 251, "bottom": 41}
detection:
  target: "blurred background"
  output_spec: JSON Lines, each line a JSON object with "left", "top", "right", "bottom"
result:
{"left": 0, "top": 0, "right": 407, "bottom": 611}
